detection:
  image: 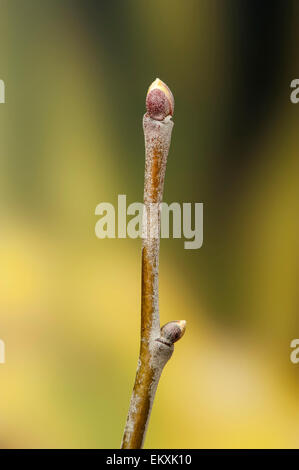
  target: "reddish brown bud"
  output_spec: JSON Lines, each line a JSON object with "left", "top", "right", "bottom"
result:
{"left": 146, "top": 78, "right": 174, "bottom": 121}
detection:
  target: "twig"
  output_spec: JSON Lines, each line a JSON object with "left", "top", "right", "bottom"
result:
{"left": 121, "top": 79, "right": 186, "bottom": 449}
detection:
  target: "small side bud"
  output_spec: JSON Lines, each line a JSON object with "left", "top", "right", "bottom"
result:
{"left": 146, "top": 78, "right": 174, "bottom": 121}
{"left": 160, "top": 320, "right": 186, "bottom": 346}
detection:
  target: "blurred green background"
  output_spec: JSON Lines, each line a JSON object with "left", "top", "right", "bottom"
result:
{"left": 0, "top": 0, "right": 299, "bottom": 448}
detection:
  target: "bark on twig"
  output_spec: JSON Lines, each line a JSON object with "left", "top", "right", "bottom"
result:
{"left": 121, "top": 79, "right": 186, "bottom": 449}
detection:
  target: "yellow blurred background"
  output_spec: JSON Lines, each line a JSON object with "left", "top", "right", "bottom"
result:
{"left": 0, "top": 0, "right": 298, "bottom": 448}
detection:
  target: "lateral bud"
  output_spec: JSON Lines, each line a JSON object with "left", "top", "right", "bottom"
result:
{"left": 159, "top": 320, "right": 186, "bottom": 346}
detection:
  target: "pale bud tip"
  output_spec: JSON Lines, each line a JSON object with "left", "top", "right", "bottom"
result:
{"left": 146, "top": 78, "right": 174, "bottom": 121}
{"left": 177, "top": 320, "right": 186, "bottom": 336}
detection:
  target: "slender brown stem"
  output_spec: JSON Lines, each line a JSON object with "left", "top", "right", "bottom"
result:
{"left": 121, "top": 79, "right": 186, "bottom": 449}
